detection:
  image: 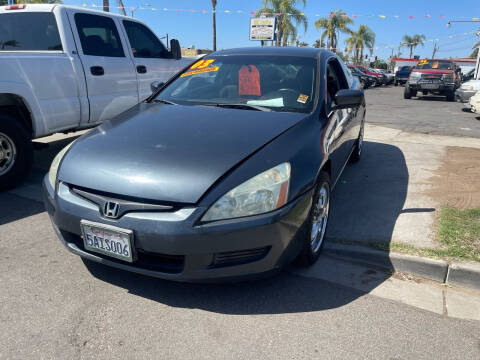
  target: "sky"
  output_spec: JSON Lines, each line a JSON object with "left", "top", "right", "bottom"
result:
{"left": 64, "top": 0, "right": 480, "bottom": 60}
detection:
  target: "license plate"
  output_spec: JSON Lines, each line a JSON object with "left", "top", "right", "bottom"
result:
{"left": 81, "top": 220, "right": 133, "bottom": 262}
{"left": 421, "top": 83, "right": 439, "bottom": 89}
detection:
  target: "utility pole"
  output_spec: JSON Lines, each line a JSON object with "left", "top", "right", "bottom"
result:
{"left": 432, "top": 42, "right": 439, "bottom": 58}
{"left": 103, "top": 0, "right": 109, "bottom": 12}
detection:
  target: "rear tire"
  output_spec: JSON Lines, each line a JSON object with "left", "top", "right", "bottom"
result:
{"left": 446, "top": 91, "right": 455, "bottom": 102}
{"left": 0, "top": 113, "right": 33, "bottom": 191}
{"left": 296, "top": 171, "right": 331, "bottom": 266}
{"left": 394, "top": 81, "right": 398, "bottom": 86}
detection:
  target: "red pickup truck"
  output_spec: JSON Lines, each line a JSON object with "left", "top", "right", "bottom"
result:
{"left": 404, "top": 59, "right": 461, "bottom": 101}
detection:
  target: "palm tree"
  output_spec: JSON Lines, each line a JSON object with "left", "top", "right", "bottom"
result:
{"left": 315, "top": 9, "right": 353, "bottom": 52}
{"left": 345, "top": 25, "right": 375, "bottom": 64}
{"left": 312, "top": 39, "right": 324, "bottom": 48}
{"left": 211, "top": 0, "right": 217, "bottom": 51}
{"left": 401, "top": 34, "right": 426, "bottom": 58}
{"left": 256, "top": 0, "right": 308, "bottom": 47}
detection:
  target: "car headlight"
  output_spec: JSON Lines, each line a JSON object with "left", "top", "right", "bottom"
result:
{"left": 442, "top": 74, "right": 454, "bottom": 82}
{"left": 409, "top": 72, "right": 421, "bottom": 81}
{"left": 462, "top": 85, "right": 474, "bottom": 90}
{"left": 48, "top": 143, "right": 73, "bottom": 189}
{"left": 202, "top": 163, "right": 291, "bottom": 222}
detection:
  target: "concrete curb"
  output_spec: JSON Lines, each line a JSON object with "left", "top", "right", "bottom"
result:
{"left": 323, "top": 242, "right": 480, "bottom": 290}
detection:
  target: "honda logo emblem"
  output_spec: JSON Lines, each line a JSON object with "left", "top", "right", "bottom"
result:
{"left": 104, "top": 201, "right": 120, "bottom": 219}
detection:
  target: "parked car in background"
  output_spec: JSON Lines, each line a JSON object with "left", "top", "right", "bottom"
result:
{"left": 369, "top": 68, "right": 387, "bottom": 85}
{"left": 469, "top": 90, "right": 480, "bottom": 114}
{"left": 348, "top": 65, "right": 373, "bottom": 88}
{"left": 43, "top": 47, "right": 366, "bottom": 282}
{"left": 456, "top": 79, "right": 480, "bottom": 102}
{"left": 377, "top": 69, "right": 394, "bottom": 84}
{"left": 462, "top": 68, "right": 475, "bottom": 83}
{"left": 404, "top": 59, "right": 461, "bottom": 101}
{"left": 395, "top": 66, "right": 413, "bottom": 86}
{"left": 349, "top": 65, "right": 381, "bottom": 86}
{"left": 0, "top": 4, "right": 192, "bottom": 190}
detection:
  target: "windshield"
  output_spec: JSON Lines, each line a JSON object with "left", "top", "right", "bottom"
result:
{"left": 156, "top": 55, "right": 317, "bottom": 113}
{"left": 415, "top": 59, "right": 453, "bottom": 70}
{"left": 400, "top": 66, "right": 412, "bottom": 71}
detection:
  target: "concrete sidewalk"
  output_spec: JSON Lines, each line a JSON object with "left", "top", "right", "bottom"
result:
{"left": 327, "top": 123, "right": 480, "bottom": 250}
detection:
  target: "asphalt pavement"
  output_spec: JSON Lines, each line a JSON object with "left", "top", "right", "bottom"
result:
{"left": 1, "top": 87, "right": 480, "bottom": 359}
{"left": 365, "top": 85, "right": 480, "bottom": 138}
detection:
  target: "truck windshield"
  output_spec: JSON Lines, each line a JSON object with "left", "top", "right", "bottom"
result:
{"left": 415, "top": 60, "right": 453, "bottom": 70}
{"left": 156, "top": 55, "right": 317, "bottom": 113}
{"left": 0, "top": 13, "right": 62, "bottom": 51}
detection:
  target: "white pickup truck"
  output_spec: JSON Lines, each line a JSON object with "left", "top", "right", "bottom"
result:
{"left": 0, "top": 4, "right": 192, "bottom": 189}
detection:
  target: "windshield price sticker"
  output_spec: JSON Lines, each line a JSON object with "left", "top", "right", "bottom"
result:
{"left": 297, "top": 94, "right": 309, "bottom": 103}
{"left": 181, "top": 66, "right": 219, "bottom": 77}
{"left": 181, "top": 59, "right": 218, "bottom": 77}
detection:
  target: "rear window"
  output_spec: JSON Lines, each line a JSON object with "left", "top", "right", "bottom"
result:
{"left": 0, "top": 13, "right": 62, "bottom": 51}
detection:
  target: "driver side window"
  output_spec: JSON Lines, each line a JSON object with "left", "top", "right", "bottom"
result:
{"left": 123, "top": 20, "right": 168, "bottom": 58}
{"left": 326, "top": 59, "right": 348, "bottom": 112}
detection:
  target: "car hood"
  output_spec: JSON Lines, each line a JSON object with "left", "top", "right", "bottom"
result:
{"left": 59, "top": 103, "right": 305, "bottom": 203}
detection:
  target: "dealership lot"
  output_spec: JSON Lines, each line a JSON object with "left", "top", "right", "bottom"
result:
{"left": 1, "top": 86, "right": 480, "bottom": 359}
{"left": 366, "top": 86, "right": 480, "bottom": 138}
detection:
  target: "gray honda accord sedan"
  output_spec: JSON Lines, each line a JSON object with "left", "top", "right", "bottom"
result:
{"left": 43, "top": 47, "right": 365, "bottom": 282}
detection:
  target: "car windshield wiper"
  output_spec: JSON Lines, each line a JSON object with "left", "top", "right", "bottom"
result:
{"left": 153, "top": 99, "right": 178, "bottom": 105}
{"left": 203, "top": 103, "right": 272, "bottom": 112}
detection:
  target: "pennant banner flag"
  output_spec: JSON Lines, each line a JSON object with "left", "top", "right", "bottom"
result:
{"left": 81, "top": 4, "right": 480, "bottom": 21}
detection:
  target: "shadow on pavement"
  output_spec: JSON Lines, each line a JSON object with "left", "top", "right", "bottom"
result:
{"left": 84, "top": 260, "right": 377, "bottom": 315}
{"left": 0, "top": 136, "right": 80, "bottom": 225}
{"left": 83, "top": 140, "right": 406, "bottom": 313}
{"left": 327, "top": 141, "right": 408, "bottom": 246}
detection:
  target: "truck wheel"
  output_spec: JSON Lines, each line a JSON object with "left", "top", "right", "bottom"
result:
{"left": 394, "top": 81, "right": 398, "bottom": 86}
{"left": 404, "top": 86, "right": 412, "bottom": 99}
{"left": 0, "top": 113, "right": 33, "bottom": 190}
{"left": 446, "top": 92, "right": 455, "bottom": 102}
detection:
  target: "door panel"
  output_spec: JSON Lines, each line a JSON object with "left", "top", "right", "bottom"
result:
{"left": 121, "top": 20, "right": 190, "bottom": 101}
{"left": 67, "top": 11, "right": 139, "bottom": 123}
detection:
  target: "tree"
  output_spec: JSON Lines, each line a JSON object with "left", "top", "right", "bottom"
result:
{"left": 345, "top": 24, "right": 375, "bottom": 64}
{"left": 297, "top": 41, "right": 309, "bottom": 47}
{"left": 211, "top": 0, "right": 217, "bottom": 51}
{"left": 401, "top": 34, "right": 426, "bottom": 59}
{"left": 315, "top": 9, "right": 353, "bottom": 52}
{"left": 256, "top": 0, "right": 308, "bottom": 47}
{"left": 312, "top": 39, "right": 324, "bottom": 48}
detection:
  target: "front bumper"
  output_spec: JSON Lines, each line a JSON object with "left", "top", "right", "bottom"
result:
{"left": 407, "top": 81, "right": 455, "bottom": 93}
{"left": 455, "top": 88, "right": 477, "bottom": 103}
{"left": 43, "top": 176, "right": 312, "bottom": 282}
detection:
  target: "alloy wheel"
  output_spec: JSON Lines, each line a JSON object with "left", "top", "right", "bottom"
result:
{"left": 310, "top": 183, "right": 330, "bottom": 253}
{"left": 0, "top": 132, "right": 16, "bottom": 176}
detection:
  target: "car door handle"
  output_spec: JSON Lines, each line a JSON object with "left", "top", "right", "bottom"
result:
{"left": 90, "top": 66, "right": 104, "bottom": 76}
{"left": 137, "top": 65, "right": 147, "bottom": 74}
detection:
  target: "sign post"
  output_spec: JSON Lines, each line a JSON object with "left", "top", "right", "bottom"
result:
{"left": 249, "top": 17, "right": 277, "bottom": 42}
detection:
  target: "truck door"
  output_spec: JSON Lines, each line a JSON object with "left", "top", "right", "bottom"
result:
{"left": 67, "top": 10, "right": 139, "bottom": 123}
{"left": 121, "top": 20, "right": 187, "bottom": 101}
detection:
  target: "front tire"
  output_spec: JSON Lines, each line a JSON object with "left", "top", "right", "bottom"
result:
{"left": 296, "top": 171, "right": 331, "bottom": 266}
{"left": 0, "top": 113, "right": 33, "bottom": 191}
{"left": 446, "top": 91, "right": 455, "bottom": 102}
{"left": 350, "top": 124, "right": 364, "bottom": 163}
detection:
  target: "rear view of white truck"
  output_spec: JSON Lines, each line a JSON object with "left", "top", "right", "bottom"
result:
{"left": 0, "top": 4, "right": 191, "bottom": 189}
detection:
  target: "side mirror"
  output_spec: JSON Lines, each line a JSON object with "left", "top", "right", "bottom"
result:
{"left": 170, "top": 39, "right": 181, "bottom": 60}
{"left": 151, "top": 81, "right": 164, "bottom": 93}
{"left": 333, "top": 89, "right": 364, "bottom": 110}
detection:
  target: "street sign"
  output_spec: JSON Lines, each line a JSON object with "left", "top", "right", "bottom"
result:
{"left": 249, "top": 17, "right": 276, "bottom": 41}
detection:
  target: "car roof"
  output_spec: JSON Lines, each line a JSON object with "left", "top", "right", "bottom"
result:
{"left": 211, "top": 47, "right": 329, "bottom": 59}
{"left": 0, "top": 4, "right": 131, "bottom": 19}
